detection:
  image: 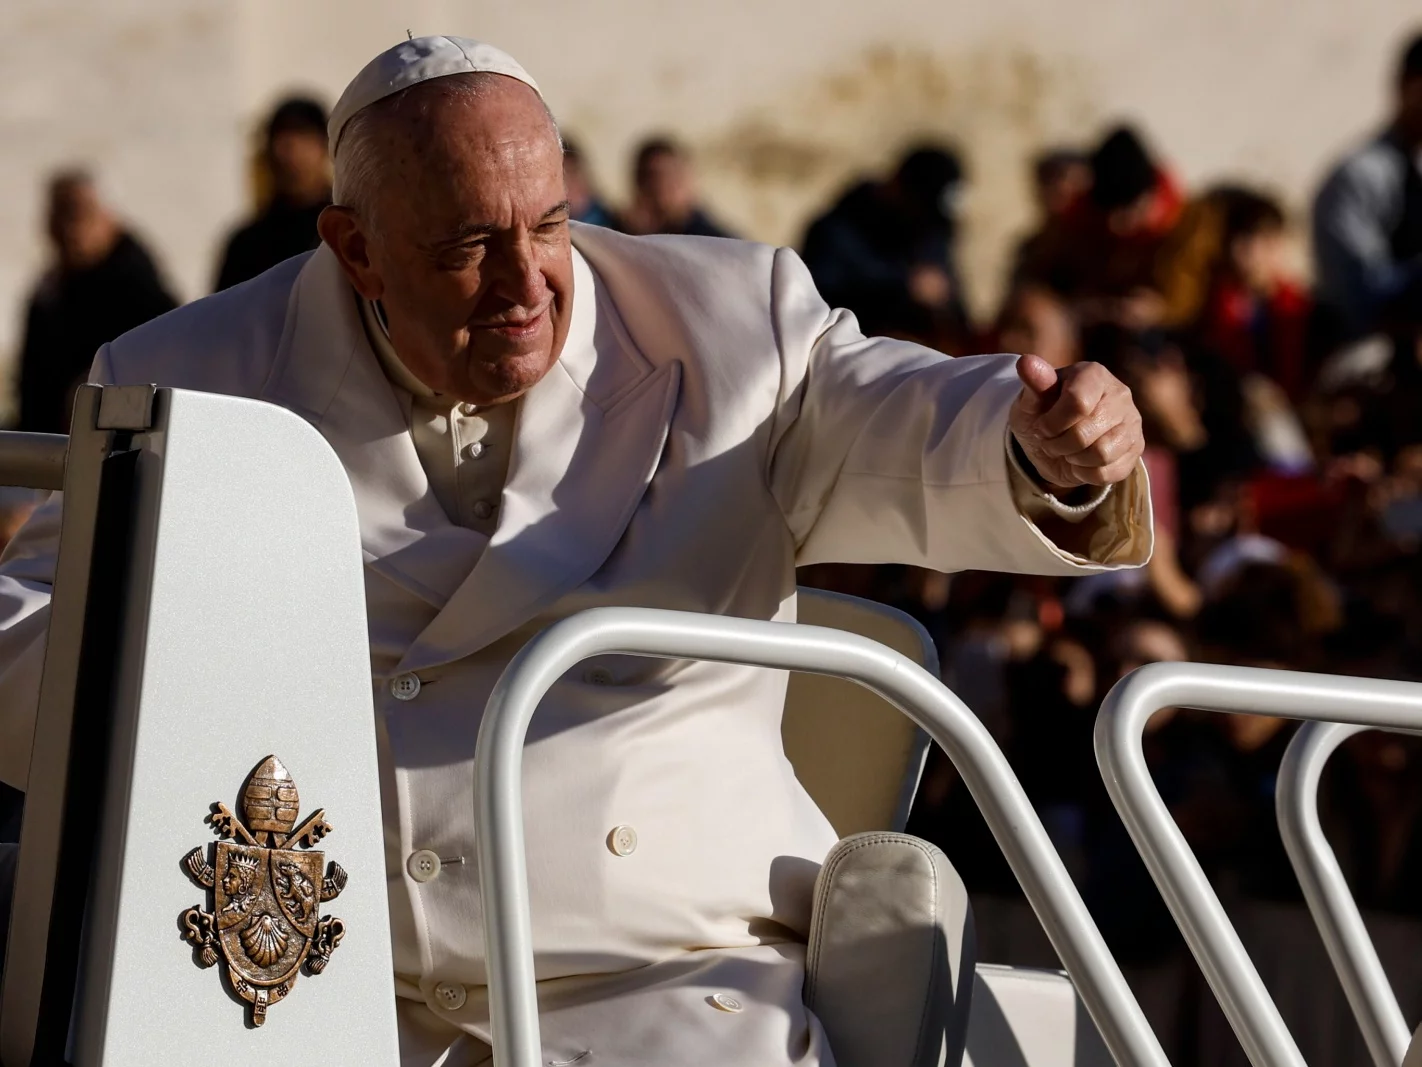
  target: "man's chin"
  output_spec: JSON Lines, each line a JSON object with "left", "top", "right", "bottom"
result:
{"left": 464, "top": 346, "right": 558, "bottom": 405}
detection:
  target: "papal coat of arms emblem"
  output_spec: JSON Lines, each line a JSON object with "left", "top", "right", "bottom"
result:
{"left": 180, "top": 755, "right": 347, "bottom": 1025}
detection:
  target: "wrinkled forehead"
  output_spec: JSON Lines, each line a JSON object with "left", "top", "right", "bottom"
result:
{"left": 388, "top": 79, "right": 557, "bottom": 174}
{"left": 369, "top": 79, "right": 564, "bottom": 229}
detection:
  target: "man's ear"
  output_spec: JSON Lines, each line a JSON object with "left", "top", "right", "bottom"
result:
{"left": 317, "top": 205, "right": 384, "bottom": 301}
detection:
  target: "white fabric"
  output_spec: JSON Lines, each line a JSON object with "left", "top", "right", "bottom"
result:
{"left": 964, "top": 965, "right": 1113, "bottom": 1067}
{"left": 328, "top": 36, "right": 541, "bottom": 155}
{"left": 0, "top": 224, "right": 1152, "bottom": 1063}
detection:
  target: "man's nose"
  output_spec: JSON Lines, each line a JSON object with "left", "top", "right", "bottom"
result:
{"left": 490, "top": 234, "right": 546, "bottom": 309}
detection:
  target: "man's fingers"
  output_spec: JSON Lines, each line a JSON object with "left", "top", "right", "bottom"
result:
{"left": 1036, "top": 373, "right": 1108, "bottom": 437}
{"left": 1073, "top": 454, "right": 1140, "bottom": 486}
{"left": 1060, "top": 420, "right": 1141, "bottom": 467}
{"left": 1037, "top": 405, "right": 1117, "bottom": 458}
{"left": 1014, "top": 354, "right": 1057, "bottom": 414}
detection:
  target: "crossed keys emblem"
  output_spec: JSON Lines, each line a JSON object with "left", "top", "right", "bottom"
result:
{"left": 179, "top": 755, "right": 348, "bottom": 1025}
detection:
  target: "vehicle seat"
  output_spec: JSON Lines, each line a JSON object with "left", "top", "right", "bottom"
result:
{"left": 964, "top": 966, "right": 1112, "bottom": 1067}
{"left": 0, "top": 843, "right": 14, "bottom": 975}
{"left": 805, "top": 832, "right": 974, "bottom": 1067}
{"left": 789, "top": 588, "right": 1114, "bottom": 1067}
{"left": 1405, "top": 1022, "right": 1422, "bottom": 1067}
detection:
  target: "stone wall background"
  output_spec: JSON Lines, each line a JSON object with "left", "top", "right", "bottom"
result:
{"left": 1, "top": 0, "right": 1418, "bottom": 408}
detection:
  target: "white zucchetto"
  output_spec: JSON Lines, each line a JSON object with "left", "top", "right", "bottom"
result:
{"left": 328, "top": 36, "right": 541, "bottom": 156}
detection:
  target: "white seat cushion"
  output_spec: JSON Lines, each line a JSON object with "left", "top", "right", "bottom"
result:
{"left": 804, "top": 832, "right": 975, "bottom": 1067}
{"left": 964, "top": 964, "right": 1112, "bottom": 1067}
{"left": 1404, "top": 1022, "right": 1422, "bottom": 1067}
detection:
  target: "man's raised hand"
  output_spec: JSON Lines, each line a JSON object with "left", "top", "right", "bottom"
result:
{"left": 1008, "top": 354, "right": 1145, "bottom": 492}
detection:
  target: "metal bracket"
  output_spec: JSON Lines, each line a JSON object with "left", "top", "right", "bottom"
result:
{"left": 96, "top": 385, "right": 156, "bottom": 432}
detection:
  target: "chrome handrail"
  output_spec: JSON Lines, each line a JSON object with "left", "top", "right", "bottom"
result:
{"left": 0, "top": 432, "right": 67, "bottom": 491}
{"left": 1096, "top": 662, "right": 1422, "bottom": 1067}
{"left": 1277, "top": 722, "right": 1412, "bottom": 1067}
{"left": 476, "top": 607, "right": 1170, "bottom": 1067}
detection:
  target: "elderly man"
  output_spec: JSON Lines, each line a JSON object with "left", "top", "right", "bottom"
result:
{"left": 0, "top": 38, "right": 1150, "bottom": 1067}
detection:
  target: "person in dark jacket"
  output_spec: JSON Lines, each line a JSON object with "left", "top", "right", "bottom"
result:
{"left": 1312, "top": 32, "right": 1422, "bottom": 353}
{"left": 800, "top": 144, "right": 971, "bottom": 348}
{"left": 17, "top": 170, "right": 177, "bottom": 433}
{"left": 562, "top": 138, "right": 622, "bottom": 230}
{"left": 622, "top": 137, "right": 735, "bottom": 238}
{"left": 214, "top": 97, "right": 332, "bottom": 291}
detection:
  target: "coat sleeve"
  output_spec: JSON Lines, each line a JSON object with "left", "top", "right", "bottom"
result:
{"left": 0, "top": 346, "right": 116, "bottom": 788}
{"left": 764, "top": 246, "right": 1152, "bottom": 575}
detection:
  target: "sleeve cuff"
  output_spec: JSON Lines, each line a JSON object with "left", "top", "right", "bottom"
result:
{"left": 1005, "top": 428, "right": 1154, "bottom": 567}
{"left": 1006, "top": 431, "right": 1113, "bottom": 524}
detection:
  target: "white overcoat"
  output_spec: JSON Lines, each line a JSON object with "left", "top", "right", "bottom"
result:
{"left": 0, "top": 224, "right": 1151, "bottom": 1063}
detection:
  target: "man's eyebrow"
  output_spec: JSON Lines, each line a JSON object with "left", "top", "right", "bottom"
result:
{"left": 432, "top": 201, "right": 573, "bottom": 249}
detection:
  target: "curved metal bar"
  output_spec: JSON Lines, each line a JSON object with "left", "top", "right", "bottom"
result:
{"left": 1095, "top": 661, "right": 1422, "bottom": 1067}
{"left": 1278, "top": 722, "right": 1411, "bottom": 1067}
{"left": 477, "top": 607, "right": 1170, "bottom": 1067}
{"left": 0, "top": 432, "right": 67, "bottom": 491}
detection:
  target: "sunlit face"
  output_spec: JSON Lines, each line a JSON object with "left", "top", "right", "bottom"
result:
{"left": 999, "top": 285, "right": 1078, "bottom": 369}
{"left": 638, "top": 150, "right": 696, "bottom": 219}
{"left": 46, "top": 179, "right": 114, "bottom": 269}
{"left": 269, "top": 128, "right": 330, "bottom": 200}
{"left": 1230, "top": 228, "right": 1287, "bottom": 296}
{"left": 320, "top": 77, "right": 573, "bottom": 406}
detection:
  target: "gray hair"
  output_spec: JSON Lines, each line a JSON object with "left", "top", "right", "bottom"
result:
{"left": 332, "top": 72, "right": 560, "bottom": 228}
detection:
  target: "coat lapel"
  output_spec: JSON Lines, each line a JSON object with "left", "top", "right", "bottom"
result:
{"left": 260, "top": 242, "right": 681, "bottom": 669}
{"left": 398, "top": 246, "right": 681, "bottom": 671}
{"left": 260, "top": 245, "right": 485, "bottom": 610}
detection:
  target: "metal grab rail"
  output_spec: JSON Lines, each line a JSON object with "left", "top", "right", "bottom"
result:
{"left": 1095, "top": 662, "right": 1422, "bottom": 1067}
{"left": 0, "top": 432, "right": 67, "bottom": 492}
{"left": 1277, "top": 722, "right": 1412, "bottom": 1067}
{"left": 476, "top": 607, "right": 1170, "bottom": 1067}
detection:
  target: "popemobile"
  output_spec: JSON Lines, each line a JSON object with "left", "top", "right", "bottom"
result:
{"left": 0, "top": 380, "right": 1419, "bottom": 1067}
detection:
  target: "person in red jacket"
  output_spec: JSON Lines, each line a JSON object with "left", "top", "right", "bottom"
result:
{"left": 1195, "top": 187, "right": 1312, "bottom": 401}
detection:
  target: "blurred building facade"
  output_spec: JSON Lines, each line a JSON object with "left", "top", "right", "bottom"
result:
{"left": 0, "top": 0, "right": 1418, "bottom": 402}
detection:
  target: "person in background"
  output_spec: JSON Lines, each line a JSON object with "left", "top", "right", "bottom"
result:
{"left": 562, "top": 138, "right": 621, "bottom": 229}
{"left": 801, "top": 144, "right": 972, "bottom": 348}
{"left": 1312, "top": 31, "right": 1422, "bottom": 355}
{"left": 995, "top": 282, "right": 1080, "bottom": 370}
{"left": 16, "top": 170, "right": 177, "bottom": 433}
{"left": 1160, "top": 186, "right": 1312, "bottom": 401}
{"left": 1011, "top": 147, "right": 1091, "bottom": 282}
{"left": 1022, "top": 125, "right": 1183, "bottom": 330}
{"left": 622, "top": 136, "right": 734, "bottom": 238}
{"left": 214, "top": 96, "right": 331, "bottom": 291}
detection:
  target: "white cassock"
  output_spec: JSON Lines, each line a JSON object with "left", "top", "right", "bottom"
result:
{"left": 0, "top": 222, "right": 1152, "bottom": 1065}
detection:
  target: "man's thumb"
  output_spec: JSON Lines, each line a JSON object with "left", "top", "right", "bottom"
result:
{"left": 1015, "top": 353, "right": 1058, "bottom": 411}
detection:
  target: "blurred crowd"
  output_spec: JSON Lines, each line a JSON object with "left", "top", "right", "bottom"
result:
{"left": 6, "top": 28, "right": 1422, "bottom": 1067}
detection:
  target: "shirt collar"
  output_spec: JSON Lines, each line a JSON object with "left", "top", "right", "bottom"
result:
{"left": 360, "top": 296, "right": 438, "bottom": 400}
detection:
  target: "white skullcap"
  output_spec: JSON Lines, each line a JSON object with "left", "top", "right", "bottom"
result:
{"left": 328, "top": 36, "right": 541, "bottom": 156}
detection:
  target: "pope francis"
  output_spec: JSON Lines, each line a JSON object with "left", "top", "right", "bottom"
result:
{"left": 0, "top": 37, "right": 1152, "bottom": 1067}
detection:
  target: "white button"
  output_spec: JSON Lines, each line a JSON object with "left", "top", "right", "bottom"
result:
{"left": 407, "top": 849, "right": 441, "bottom": 883}
{"left": 472, "top": 500, "right": 494, "bottom": 520}
{"left": 584, "top": 667, "right": 614, "bottom": 686}
{"left": 433, "top": 981, "right": 467, "bottom": 1011}
{"left": 607, "top": 824, "right": 638, "bottom": 857}
{"left": 458, "top": 402, "right": 479, "bottom": 417}
{"left": 464, "top": 441, "right": 485, "bottom": 460}
{"left": 390, "top": 673, "right": 421, "bottom": 701}
{"left": 709, "top": 992, "right": 743, "bottom": 1013}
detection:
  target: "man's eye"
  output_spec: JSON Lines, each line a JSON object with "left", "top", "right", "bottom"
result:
{"left": 538, "top": 219, "right": 567, "bottom": 232}
{"left": 437, "top": 244, "right": 484, "bottom": 268}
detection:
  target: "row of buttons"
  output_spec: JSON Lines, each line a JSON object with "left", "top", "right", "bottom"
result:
{"left": 406, "top": 825, "right": 637, "bottom": 886}
{"left": 388, "top": 665, "right": 619, "bottom": 703}
{"left": 407, "top": 835, "right": 649, "bottom": 873}
{"left": 427, "top": 983, "right": 742, "bottom": 1016}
